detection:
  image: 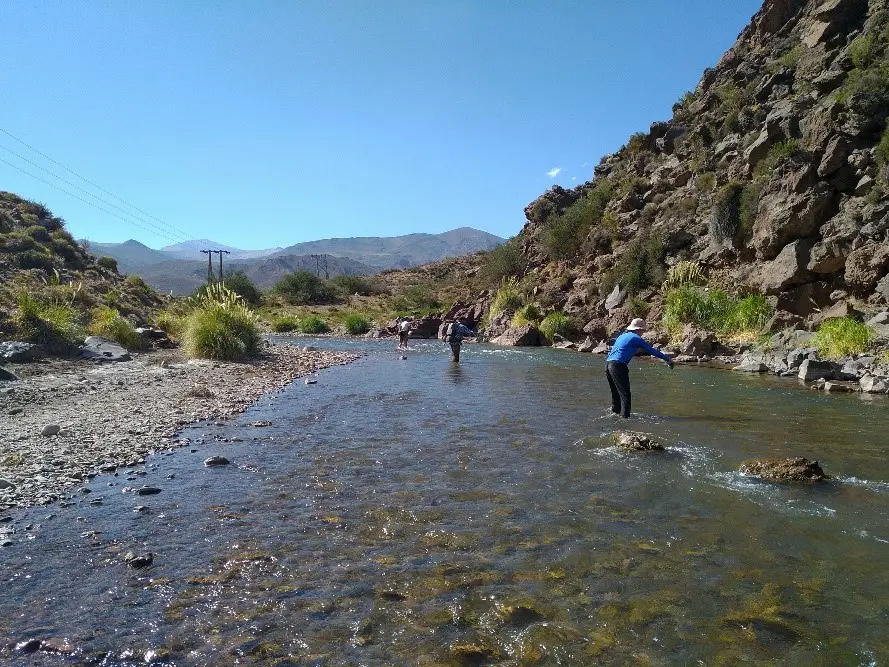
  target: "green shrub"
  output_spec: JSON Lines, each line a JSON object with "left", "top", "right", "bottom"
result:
{"left": 0, "top": 210, "right": 14, "bottom": 233}
{"left": 739, "top": 179, "right": 764, "bottom": 235}
{"left": 343, "top": 314, "right": 371, "bottom": 335}
{"left": 778, "top": 44, "right": 804, "bottom": 69}
{"left": 836, "top": 62, "right": 889, "bottom": 115}
{"left": 1, "top": 232, "right": 37, "bottom": 252}
{"left": 716, "top": 83, "right": 743, "bottom": 113}
{"left": 696, "top": 172, "right": 716, "bottom": 192}
{"left": 813, "top": 317, "right": 874, "bottom": 359}
{"left": 51, "top": 238, "right": 84, "bottom": 267}
{"left": 219, "top": 270, "right": 261, "bottom": 305}
{"left": 330, "top": 274, "right": 376, "bottom": 296}
{"left": 539, "top": 312, "right": 574, "bottom": 341}
{"left": 850, "top": 34, "right": 880, "bottom": 70}
{"left": 480, "top": 237, "right": 526, "bottom": 284}
{"left": 391, "top": 284, "right": 441, "bottom": 313}
{"left": 663, "top": 261, "right": 706, "bottom": 290}
{"left": 12, "top": 290, "right": 85, "bottom": 348}
{"left": 96, "top": 256, "right": 119, "bottom": 272}
{"left": 489, "top": 277, "right": 525, "bottom": 317}
{"left": 511, "top": 303, "right": 542, "bottom": 328}
{"left": 25, "top": 225, "right": 51, "bottom": 243}
{"left": 673, "top": 90, "right": 696, "bottom": 115}
{"left": 155, "top": 311, "right": 185, "bottom": 340}
{"left": 542, "top": 181, "right": 613, "bottom": 259}
{"left": 89, "top": 305, "right": 143, "bottom": 349}
{"left": 603, "top": 232, "right": 664, "bottom": 296}
{"left": 274, "top": 270, "right": 336, "bottom": 305}
{"left": 271, "top": 316, "right": 299, "bottom": 332}
{"left": 664, "top": 286, "right": 773, "bottom": 339}
{"left": 876, "top": 124, "right": 889, "bottom": 170}
{"left": 183, "top": 284, "right": 260, "bottom": 360}
{"left": 625, "top": 132, "right": 647, "bottom": 155}
{"left": 710, "top": 182, "right": 744, "bottom": 244}
{"left": 16, "top": 249, "right": 54, "bottom": 271}
{"left": 300, "top": 315, "right": 330, "bottom": 334}
{"left": 125, "top": 274, "right": 149, "bottom": 290}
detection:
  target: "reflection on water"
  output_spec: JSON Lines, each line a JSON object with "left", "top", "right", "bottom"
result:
{"left": 1, "top": 338, "right": 888, "bottom": 665}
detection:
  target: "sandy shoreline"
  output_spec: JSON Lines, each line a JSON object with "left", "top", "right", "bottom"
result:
{"left": 0, "top": 343, "right": 358, "bottom": 512}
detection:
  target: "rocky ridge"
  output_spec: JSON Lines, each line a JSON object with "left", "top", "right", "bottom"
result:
{"left": 517, "top": 0, "right": 889, "bottom": 341}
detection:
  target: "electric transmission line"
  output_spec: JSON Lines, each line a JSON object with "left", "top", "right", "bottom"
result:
{"left": 0, "top": 125, "right": 194, "bottom": 242}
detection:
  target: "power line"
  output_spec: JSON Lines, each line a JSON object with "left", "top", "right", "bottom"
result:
{"left": 0, "top": 125, "right": 195, "bottom": 241}
{"left": 0, "top": 143, "right": 193, "bottom": 244}
{"left": 0, "top": 156, "right": 184, "bottom": 245}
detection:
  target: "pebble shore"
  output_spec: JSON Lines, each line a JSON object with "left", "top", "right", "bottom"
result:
{"left": 0, "top": 344, "right": 357, "bottom": 511}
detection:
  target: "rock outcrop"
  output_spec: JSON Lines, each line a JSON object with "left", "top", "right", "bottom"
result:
{"left": 739, "top": 457, "right": 828, "bottom": 482}
{"left": 511, "top": 0, "right": 889, "bottom": 338}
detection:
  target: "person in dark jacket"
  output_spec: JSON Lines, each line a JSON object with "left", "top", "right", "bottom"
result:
{"left": 606, "top": 318, "right": 674, "bottom": 418}
{"left": 444, "top": 319, "right": 474, "bottom": 362}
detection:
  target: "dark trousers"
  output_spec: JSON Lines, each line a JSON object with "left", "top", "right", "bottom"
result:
{"left": 606, "top": 361, "right": 631, "bottom": 418}
{"left": 449, "top": 340, "right": 461, "bottom": 362}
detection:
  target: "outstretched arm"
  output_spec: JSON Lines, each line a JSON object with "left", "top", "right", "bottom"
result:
{"left": 636, "top": 337, "right": 673, "bottom": 365}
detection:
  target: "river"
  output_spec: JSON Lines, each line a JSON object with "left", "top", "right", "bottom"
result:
{"left": 1, "top": 338, "right": 888, "bottom": 665}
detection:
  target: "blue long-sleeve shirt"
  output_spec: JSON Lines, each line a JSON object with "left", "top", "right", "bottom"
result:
{"left": 606, "top": 332, "right": 671, "bottom": 365}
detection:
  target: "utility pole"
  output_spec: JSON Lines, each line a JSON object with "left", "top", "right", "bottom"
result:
{"left": 323, "top": 253, "right": 329, "bottom": 279}
{"left": 311, "top": 253, "right": 321, "bottom": 277}
{"left": 200, "top": 249, "right": 214, "bottom": 283}
{"left": 213, "top": 250, "right": 231, "bottom": 282}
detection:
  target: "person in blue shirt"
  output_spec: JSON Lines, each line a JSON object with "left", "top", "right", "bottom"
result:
{"left": 606, "top": 318, "right": 674, "bottom": 418}
{"left": 444, "top": 319, "right": 475, "bottom": 362}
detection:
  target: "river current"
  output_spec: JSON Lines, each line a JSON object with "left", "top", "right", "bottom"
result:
{"left": 1, "top": 338, "right": 888, "bottom": 666}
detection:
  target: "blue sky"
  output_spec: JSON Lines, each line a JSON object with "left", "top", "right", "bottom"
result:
{"left": 0, "top": 1, "right": 761, "bottom": 249}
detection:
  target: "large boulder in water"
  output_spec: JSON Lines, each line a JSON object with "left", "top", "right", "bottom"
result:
{"left": 613, "top": 431, "right": 664, "bottom": 451}
{"left": 739, "top": 457, "right": 828, "bottom": 482}
{"left": 491, "top": 324, "right": 542, "bottom": 347}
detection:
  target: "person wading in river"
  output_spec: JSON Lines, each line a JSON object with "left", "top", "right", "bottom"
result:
{"left": 397, "top": 317, "right": 412, "bottom": 349}
{"left": 606, "top": 318, "right": 674, "bottom": 418}
{"left": 444, "top": 319, "right": 474, "bottom": 363}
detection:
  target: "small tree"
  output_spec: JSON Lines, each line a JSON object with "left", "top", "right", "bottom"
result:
{"left": 274, "top": 270, "right": 336, "bottom": 305}
{"left": 224, "top": 270, "right": 262, "bottom": 305}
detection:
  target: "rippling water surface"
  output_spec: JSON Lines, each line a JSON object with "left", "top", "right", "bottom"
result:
{"left": 2, "top": 338, "right": 888, "bottom": 666}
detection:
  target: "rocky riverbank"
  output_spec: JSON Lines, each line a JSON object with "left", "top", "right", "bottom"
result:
{"left": 0, "top": 343, "right": 357, "bottom": 512}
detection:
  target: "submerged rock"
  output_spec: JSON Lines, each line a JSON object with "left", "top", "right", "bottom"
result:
{"left": 204, "top": 456, "right": 230, "bottom": 466}
{"left": 613, "top": 432, "right": 664, "bottom": 451}
{"left": 739, "top": 457, "right": 828, "bottom": 482}
{"left": 123, "top": 551, "right": 153, "bottom": 568}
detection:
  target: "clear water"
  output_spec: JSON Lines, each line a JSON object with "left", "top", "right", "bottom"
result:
{"left": 1, "top": 338, "right": 888, "bottom": 666}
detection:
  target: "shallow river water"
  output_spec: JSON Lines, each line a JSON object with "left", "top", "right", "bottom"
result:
{"left": 1, "top": 338, "right": 888, "bottom": 666}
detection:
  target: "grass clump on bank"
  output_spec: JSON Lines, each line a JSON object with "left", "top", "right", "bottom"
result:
{"left": 300, "top": 315, "right": 330, "bottom": 334}
{"left": 664, "top": 286, "right": 773, "bottom": 340}
{"left": 89, "top": 305, "right": 142, "bottom": 349}
{"left": 343, "top": 314, "right": 371, "bottom": 335}
{"left": 539, "top": 312, "right": 574, "bottom": 341}
{"left": 12, "top": 290, "right": 85, "bottom": 350}
{"left": 813, "top": 317, "right": 874, "bottom": 359}
{"left": 271, "top": 316, "right": 299, "bottom": 333}
{"left": 183, "top": 283, "right": 260, "bottom": 361}
{"left": 489, "top": 277, "right": 524, "bottom": 318}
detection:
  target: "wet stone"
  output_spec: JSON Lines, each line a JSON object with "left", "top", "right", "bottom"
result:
{"left": 123, "top": 551, "right": 153, "bottom": 568}
{"left": 739, "top": 457, "right": 828, "bottom": 482}
{"left": 613, "top": 432, "right": 665, "bottom": 451}
{"left": 135, "top": 486, "right": 162, "bottom": 496}
{"left": 204, "top": 456, "right": 231, "bottom": 466}
{"left": 41, "top": 424, "right": 61, "bottom": 437}
{"left": 15, "top": 638, "right": 42, "bottom": 653}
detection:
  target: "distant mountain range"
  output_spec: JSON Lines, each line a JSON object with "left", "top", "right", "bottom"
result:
{"left": 88, "top": 227, "right": 504, "bottom": 294}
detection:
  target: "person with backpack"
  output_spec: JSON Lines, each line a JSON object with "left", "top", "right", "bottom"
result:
{"left": 397, "top": 318, "right": 412, "bottom": 349}
{"left": 606, "top": 318, "right": 674, "bottom": 418}
{"left": 444, "top": 319, "right": 474, "bottom": 362}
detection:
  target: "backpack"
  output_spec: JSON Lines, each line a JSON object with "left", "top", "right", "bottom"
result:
{"left": 445, "top": 322, "right": 456, "bottom": 342}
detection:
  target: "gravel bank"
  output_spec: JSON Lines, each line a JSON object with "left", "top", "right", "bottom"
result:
{"left": 0, "top": 344, "right": 357, "bottom": 511}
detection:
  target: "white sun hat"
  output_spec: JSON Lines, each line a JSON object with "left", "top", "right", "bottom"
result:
{"left": 626, "top": 318, "right": 648, "bottom": 331}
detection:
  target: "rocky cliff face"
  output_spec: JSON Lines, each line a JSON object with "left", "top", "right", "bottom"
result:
{"left": 520, "top": 0, "right": 889, "bottom": 333}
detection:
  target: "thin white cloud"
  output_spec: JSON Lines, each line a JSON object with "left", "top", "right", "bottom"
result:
{"left": 571, "top": 176, "right": 577, "bottom": 181}
{"left": 546, "top": 167, "right": 562, "bottom": 178}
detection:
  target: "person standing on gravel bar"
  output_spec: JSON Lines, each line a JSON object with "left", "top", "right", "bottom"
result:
{"left": 606, "top": 318, "right": 674, "bottom": 418}
{"left": 444, "top": 319, "right": 474, "bottom": 363}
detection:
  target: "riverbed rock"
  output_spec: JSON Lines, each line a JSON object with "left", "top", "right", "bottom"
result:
{"left": 613, "top": 432, "right": 664, "bottom": 452}
{"left": 0, "top": 366, "right": 20, "bottom": 382}
{"left": 679, "top": 326, "right": 717, "bottom": 356}
{"left": 739, "top": 457, "right": 828, "bottom": 482}
{"left": 79, "top": 337, "right": 132, "bottom": 363}
{"left": 0, "top": 342, "right": 45, "bottom": 364}
{"left": 135, "top": 486, "right": 161, "bottom": 496}
{"left": 577, "top": 337, "right": 595, "bottom": 353}
{"left": 733, "top": 358, "right": 769, "bottom": 373}
{"left": 41, "top": 424, "right": 61, "bottom": 437}
{"left": 123, "top": 551, "right": 153, "bottom": 568}
{"left": 860, "top": 375, "right": 889, "bottom": 393}
{"left": 491, "top": 324, "right": 542, "bottom": 347}
{"left": 14, "top": 638, "right": 42, "bottom": 653}
{"left": 204, "top": 456, "right": 230, "bottom": 466}
{"left": 823, "top": 380, "right": 857, "bottom": 393}
{"left": 798, "top": 359, "right": 837, "bottom": 382}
